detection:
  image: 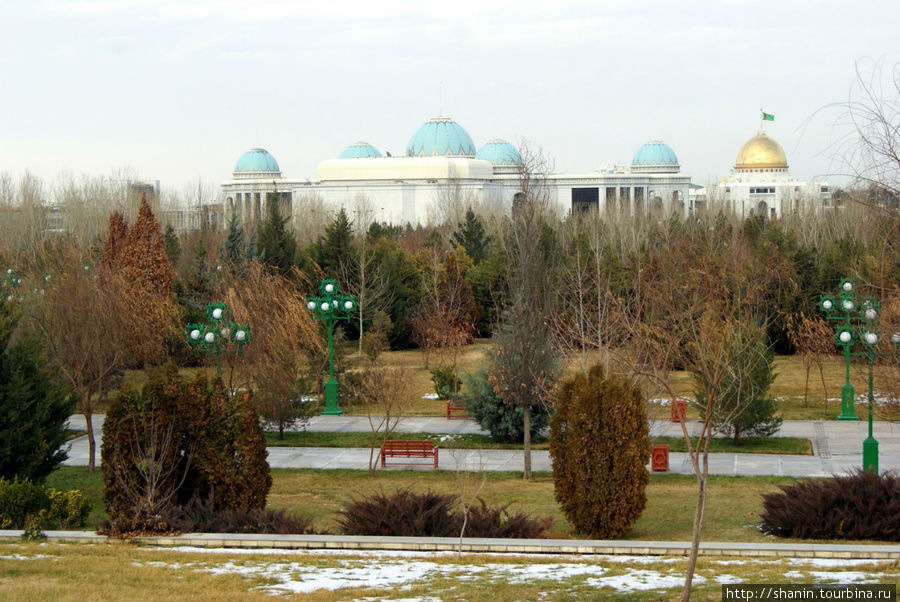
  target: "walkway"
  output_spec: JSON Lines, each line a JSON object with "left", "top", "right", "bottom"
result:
{"left": 63, "top": 415, "right": 900, "bottom": 477}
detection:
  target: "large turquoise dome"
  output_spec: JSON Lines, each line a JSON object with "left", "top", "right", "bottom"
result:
{"left": 475, "top": 139, "right": 521, "bottom": 166}
{"left": 233, "top": 148, "right": 281, "bottom": 177}
{"left": 340, "top": 141, "right": 382, "bottom": 159}
{"left": 631, "top": 140, "right": 679, "bottom": 173}
{"left": 407, "top": 116, "right": 476, "bottom": 157}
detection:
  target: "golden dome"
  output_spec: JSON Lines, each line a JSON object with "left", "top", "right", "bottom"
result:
{"left": 735, "top": 133, "right": 788, "bottom": 170}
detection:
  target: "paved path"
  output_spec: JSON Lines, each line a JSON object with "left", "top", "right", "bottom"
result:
{"left": 63, "top": 415, "right": 900, "bottom": 477}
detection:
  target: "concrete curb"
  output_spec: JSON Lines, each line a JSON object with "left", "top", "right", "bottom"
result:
{"left": 3, "top": 530, "right": 898, "bottom": 559}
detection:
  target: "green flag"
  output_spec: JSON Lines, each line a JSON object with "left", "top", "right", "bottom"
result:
{"left": 762, "top": 111, "right": 775, "bottom": 121}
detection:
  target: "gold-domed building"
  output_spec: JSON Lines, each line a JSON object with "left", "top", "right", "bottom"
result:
{"left": 704, "top": 128, "right": 831, "bottom": 217}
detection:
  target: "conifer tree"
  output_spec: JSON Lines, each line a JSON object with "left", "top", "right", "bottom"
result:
{"left": 256, "top": 196, "right": 297, "bottom": 276}
{"left": 309, "top": 208, "right": 354, "bottom": 277}
{"left": 163, "top": 224, "right": 181, "bottom": 265}
{"left": 452, "top": 207, "right": 491, "bottom": 264}
{"left": 0, "top": 297, "right": 73, "bottom": 481}
{"left": 221, "top": 211, "right": 246, "bottom": 267}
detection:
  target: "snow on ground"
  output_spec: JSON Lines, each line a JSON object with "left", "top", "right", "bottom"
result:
{"left": 129, "top": 548, "right": 900, "bottom": 596}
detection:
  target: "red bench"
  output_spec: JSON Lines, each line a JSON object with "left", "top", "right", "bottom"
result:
{"left": 380, "top": 440, "right": 439, "bottom": 469}
{"left": 446, "top": 401, "right": 470, "bottom": 420}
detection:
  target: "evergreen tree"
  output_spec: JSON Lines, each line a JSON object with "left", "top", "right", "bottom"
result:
{"left": 106, "top": 194, "right": 177, "bottom": 367}
{"left": 163, "top": 224, "right": 181, "bottom": 265}
{"left": 697, "top": 325, "right": 782, "bottom": 444}
{"left": 549, "top": 364, "right": 649, "bottom": 538}
{"left": 256, "top": 196, "right": 297, "bottom": 276}
{"left": 309, "top": 208, "right": 354, "bottom": 277}
{"left": 452, "top": 208, "right": 491, "bottom": 264}
{"left": 221, "top": 211, "right": 246, "bottom": 267}
{"left": 0, "top": 300, "right": 73, "bottom": 482}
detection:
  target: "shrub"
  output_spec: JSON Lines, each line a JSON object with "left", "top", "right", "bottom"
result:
{"left": 430, "top": 366, "right": 461, "bottom": 400}
{"left": 101, "top": 365, "right": 271, "bottom": 535}
{"left": 760, "top": 470, "right": 900, "bottom": 541}
{"left": 336, "top": 487, "right": 551, "bottom": 539}
{"left": 337, "top": 488, "right": 458, "bottom": 537}
{"left": 173, "top": 496, "right": 316, "bottom": 534}
{"left": 44, "top": 488, "right": 92, "bottom": 529}
{"left": 461, "top": 366, "right": 550, "bottom": 444}
{"left": 549, "top": 364, "right": 649, "bottom": 539}
{"left": 0, "top": 477, "right": 49, "bottom": 529}
{"left": 463, "top": 499, "right": 552, "bottom": 539}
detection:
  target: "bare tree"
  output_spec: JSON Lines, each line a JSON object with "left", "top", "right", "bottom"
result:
{"left": 786, "top": 313, "right": 834, "bottom": 412}
{"left": 614, "top": 221, "right": 774, "bottom": 601}
{"left": 490, "top": 142, "right": 563, "bottom": 480}
{"left": 355, "top": 365, "right": 416, "bottom": 475}
{"left": 31, "top": 243, "right": 127, "bottom": 472}
{"left": 823, "top": 58, "right": 900, "bottom": 199}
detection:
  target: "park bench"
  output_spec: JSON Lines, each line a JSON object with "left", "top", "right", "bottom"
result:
{"left": 380, "top": 439, "right": 439, "bottom": 469}
{"left": 445, "top": 401, "right": 471, "bottom": 420}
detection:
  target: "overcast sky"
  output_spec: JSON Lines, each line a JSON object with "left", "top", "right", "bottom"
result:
{"left": 1, "top": 0, "right": 897, "bottom": 197}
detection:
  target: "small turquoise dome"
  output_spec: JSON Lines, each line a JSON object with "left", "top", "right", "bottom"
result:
{"left": 339, "top": 141, "right": 382, "bottom": 159}
{"left": 407, "top": 116, "right": 476, "bottom": 157}
{"left": 476, "top": 139, "right": 521, "bottom": 166}
{"left": 632, "top": 141, "right": 679, "bottom": 168}
{"left": 234, "top": 148, "right": 281, "bottom": 175}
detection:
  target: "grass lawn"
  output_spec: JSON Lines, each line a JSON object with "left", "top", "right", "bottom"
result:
{"left": 29, "top": 467, "right": 900, "bottom": 600}
{"left": 105, "top": 344, "right": 898, "bottom": 421}
{"left": 47, "top": 466, "right": 802, "bottom": 543}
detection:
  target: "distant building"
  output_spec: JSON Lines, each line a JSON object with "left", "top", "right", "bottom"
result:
{"left": 692, "top": 129, "right": 832, "bottom": 216}
{"left": 216, "top": 115, "right": 695, "bottom": 227}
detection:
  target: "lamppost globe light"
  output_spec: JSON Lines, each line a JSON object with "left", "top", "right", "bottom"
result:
{"left": 842, "top": 281, "right": 853, "bottom": 292}
{"left": 822, "top": 299, "right": 833, "bottom": 310}
{"left": 325, "top": 283, "right": 334, "bottom": 293}
{"left": 220, "top": 328, "right": 230, "bottom": 338}
{"left": 307, "top": 301, "right": 316, "bottom": 311}
{"left": 839, "top": 331, "right": 853, "bottom": 343}
{"left": 320, "top": 302, "right": 330, "bottom": 312}
{"left": 892, "top": 333, "right": 900, "bottom": 345}
{"left": 235, "top": 330, "right": 246, "bottom": 342}
{"left": 842, "top": 299, "right": 855, "bottom": 311}
{"left": 212, "top": 308, "right": 223, "bottom": 320}
{"left": 204, "top": 332, "right": 215, "bottom": 344}
{"left": 863, "top": 332, "right": 878, "bottom": 345}
{"left": 190, "top": 329, "right": 200, "bottom": 341}
{"left": 865, "top": 308, "right": 878, "bottom": 321}
{"left": 344, "top": 300, "right": 353, "bottom": 310}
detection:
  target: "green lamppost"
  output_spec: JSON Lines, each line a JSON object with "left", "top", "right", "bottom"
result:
{"left": 819, "top": 279, "right": 899, "bottom": 472}
{"left": 819, "top": 279, "right": 864, "bottom": 421}
{"left": 306, "top": 279, "right": 357, "bottom": 416}
{"left": 185, "top": 302, "right": 251, "bottom": 375}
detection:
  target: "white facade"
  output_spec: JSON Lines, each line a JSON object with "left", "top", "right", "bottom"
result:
{"left": 694, "top": 131, "right": 832, "bottom": 216}
{"left": 216, "top": 122, "right": 695, "bottom": 228}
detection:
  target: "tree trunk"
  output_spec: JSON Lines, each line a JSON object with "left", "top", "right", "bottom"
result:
{"left": 681, "top": 432, "right": 711, "bottom": 601}
{"left": 279, "top": 422, "right": 284, "bottom": 441}
{"left": 82, "top": 388, "right": 96, "bottom": 473}
{"left": 522, "top": 405, "right": 532, "bottom": 480}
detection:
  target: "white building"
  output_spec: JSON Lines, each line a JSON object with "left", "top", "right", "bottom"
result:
{"left": 216, "top": 115, "right": 694, "bottom": 227}
{"left": 693, "top": 129, "right": 832, "bottom": 216}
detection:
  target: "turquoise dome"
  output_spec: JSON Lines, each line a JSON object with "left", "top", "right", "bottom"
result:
{"left": 340, "top": 141, "right": 382, "bottom": 159}
{"left": 234, "top": 148, "right": 281, "bottom": 174}
{"left": 476, "top": 139, "right": 521, "bottom": 166}
{"left": 632, "top": 140, "right": 679, "bottom": 167}
{"left": 407, "top": 116, "right": 476, "bottom": 157}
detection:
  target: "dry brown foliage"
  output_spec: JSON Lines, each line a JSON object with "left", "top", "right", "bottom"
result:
{"left": 223, "top": 262, "right": 324, "bottom": 432}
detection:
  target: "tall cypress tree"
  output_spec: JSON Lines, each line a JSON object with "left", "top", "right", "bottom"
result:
{"left": 256, "top": 196, "right": 297, "bottom": 276}
{"left": 452, "top": 208, "right": 491, "bottom": 264}
{"left": 309, "top": 208, "right": 354, "bottom": 277}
